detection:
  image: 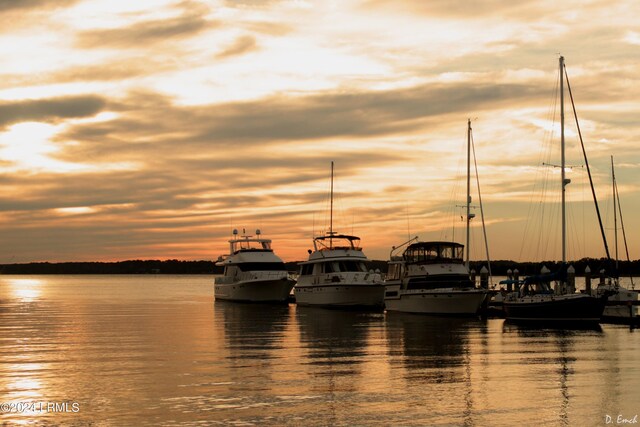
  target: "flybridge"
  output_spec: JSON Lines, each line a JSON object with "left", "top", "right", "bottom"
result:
{"left": 228, "top": 228, "right": 273, "bottom": 254}
{"left": 313, "top": 233, "right": 362, "bottom": 251}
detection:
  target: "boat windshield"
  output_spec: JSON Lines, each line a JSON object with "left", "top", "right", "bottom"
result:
{"left": 232, "top": 239, "right": 272, "bottom": 252}
{"left": 403, "top": 242, "right": 464, "bottom": 264}
{"left": 314, "top": 234, "right": 361, "bottom": 251}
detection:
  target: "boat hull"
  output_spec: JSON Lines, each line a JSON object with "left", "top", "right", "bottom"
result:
{"left": 294, "top": 283, "right": 385, "bottom": 309}
{"left": 384, "top": 287, "right": 487, "bottom": 315}
{"left": 503, "top": 294, "right": 606, "bottom": 323}
{"left": 592, "top": 285, "right": 639, "bottom": 319}
{"left": 214, "top": 278, "right": 295, "bottom": 303}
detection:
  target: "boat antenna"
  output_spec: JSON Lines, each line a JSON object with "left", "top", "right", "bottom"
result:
{"left": 564, "top": 60, "right": 611, "bottom": 262}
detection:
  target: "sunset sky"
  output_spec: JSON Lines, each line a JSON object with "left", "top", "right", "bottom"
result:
{"left": 1, "top": 0, "right": 639, "bottom": 264}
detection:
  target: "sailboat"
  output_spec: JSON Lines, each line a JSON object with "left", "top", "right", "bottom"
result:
{"left": 503, "top": 56, "right": 607, "bottom": 324}
{"left": 591, "top": 156, "right": 639, "bottom": 320}
{"left": 383, "top": 120, "right": 489, "bottom": 315}
{"left": 294, "top": 162, "right": 385, "bottom": 309}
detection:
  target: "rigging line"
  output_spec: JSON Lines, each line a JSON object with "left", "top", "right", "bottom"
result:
{"left": 470, "top": 127, "right": 492, "bottom": 278}
{"left": 518, "top": 74, "right": 559, "bottom": 261}
{"left": 614, "top": 171, "right": 634, "bottom": 288}
{"left": 563, "top": 64, "right": 611, "bottom": 262}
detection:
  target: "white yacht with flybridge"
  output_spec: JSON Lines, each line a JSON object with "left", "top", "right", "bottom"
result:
{"left": 214, "top": 229, "right": 295, "bottom": 303}
{"left": 384, "top": 239, "right": 487, "bottom": 315}
{"left": 294, "top": 162, "right": 385, "bottom": 309}
{"left": 384, "top": 120, "right": 489, "bottom": 315}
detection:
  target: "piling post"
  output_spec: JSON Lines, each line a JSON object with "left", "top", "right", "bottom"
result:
{"left": 567, "top": 265, "right": 576, "bottom": 293}
{"left": 480, "top": 266, "right": 489, "bottom": 289}
{"left": 585, "top": 266, "right": 592, "bottom": 294}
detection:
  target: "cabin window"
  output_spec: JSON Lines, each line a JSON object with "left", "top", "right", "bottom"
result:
{"left": 339, "top": 261, "right": 367, "bottom": 272}
{"left": 300, "top": 264, "right": 313, "bottom": 276}
{"left": 237, "top": 262, "right": 285, "bottom": 272}
{"left": 300, "top": 264, "right": 314, "bottom": 275}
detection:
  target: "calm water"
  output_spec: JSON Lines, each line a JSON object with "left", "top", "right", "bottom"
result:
{"left": 0, "top": 275, "right": 638, "bottom": 426}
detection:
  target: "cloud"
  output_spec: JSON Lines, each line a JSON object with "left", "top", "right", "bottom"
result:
{"left": 0, "top": 95, "right": 106, "bottom": 129}
{"left": 0, "top": 0, "right": 78, "bottom": 12}
{"left": 215, "top": 35, "right": 259, "bottom": 59}
{"left": 55, "top": 80, "right": 541, "bottom": 165}
{"left": 362, "top": 0, "right": 576, "bottom": 20}
{"left": 75, "top": 10, "right": 212, "bottom": 49}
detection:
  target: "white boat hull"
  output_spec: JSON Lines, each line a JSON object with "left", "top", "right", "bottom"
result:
{"left": 593, "top": 286, "right": 639, "bottom": 318}
{"left": 294, "top": 283, "right": 385, "bottom": 308}
{"left": 215, "top": 278, "right": 295, "bottom": 303}
{"left": 384, "top": 286, "right": 487, "bottom": 315}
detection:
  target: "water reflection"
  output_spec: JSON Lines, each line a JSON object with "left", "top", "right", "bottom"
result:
{"left": 215, "top": 301, "right": 292, "bottom": 357}
{"left": 295, "top": 307, "right": 382, "bottom": 425}
{"left": 296, "top": 307, "right": 374, "bottom": 371}
{"left": 498, "top": 321, "right": 611, "bottom": 426}
{"left": 385, "top": 313, "right": 472, "bottom": 380}
{"left": 0, "top": 276, "right": 638, "bottom": 426}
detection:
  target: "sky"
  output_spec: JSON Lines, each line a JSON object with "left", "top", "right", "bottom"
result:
{"left": 1, "top": 0, "right": 639, "bottom": 264}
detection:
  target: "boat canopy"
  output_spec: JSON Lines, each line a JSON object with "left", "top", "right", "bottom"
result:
{"left": 403, "top": 241, "right": 464, "bottom": 264}
{"left": 522, "top": 269, "right": 566, "bottom": 285}
{"left": 313, "top": 233, "right": 362, "bottom": 251}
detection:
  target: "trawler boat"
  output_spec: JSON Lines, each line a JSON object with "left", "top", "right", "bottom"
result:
{"left": 294, "top": 162, "right": 384, "bottom": 309}
{"left": 295, "top": 233, "right": 384, "bottom": 309}
{"left": 384, "top": 240, "right": 488, "bottom": 315}
{"left": 214, "top": 229, "right": 295, "bottom": 303}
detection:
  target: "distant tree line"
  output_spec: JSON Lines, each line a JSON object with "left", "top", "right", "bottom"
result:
{"left": 1, "top": 257, "right": 639, "bottom": 276}
{"left": 0, "top": 260, "right": 220, "bottom": 275}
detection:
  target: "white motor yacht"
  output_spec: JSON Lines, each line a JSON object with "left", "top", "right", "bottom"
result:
{"left": 294, "top": 233, "right": 384, "bottom": 309}
{"left": 384, "top": 240, "right": 487, "bottom": 315}
{"left": 214, "top": 229, "right": 295, "bottom": 303}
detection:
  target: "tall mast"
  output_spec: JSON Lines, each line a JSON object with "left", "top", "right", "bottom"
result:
{"left": 466, "top": 118, "right": 472, "bottom": 270}
{"left": 612, "top": 155, "right": 618, "bottom": 270}
{"left": 330, "top": 161, "right": 334, "bottom": 249}
{"left": 560, "top": 55, "right": 567, "bottom": 265}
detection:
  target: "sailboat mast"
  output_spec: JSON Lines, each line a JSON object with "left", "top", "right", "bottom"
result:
{"left": 330, "top": 161, "right": 334, "bottom": 249}
{"left": 466, "top": 119, "right": 472, "bottom": 270}
{"left": 612, "top": 155, "right": 618, "bottom": 270}
{"left": 560, "top": 55, "right": 567, "bottom": 265}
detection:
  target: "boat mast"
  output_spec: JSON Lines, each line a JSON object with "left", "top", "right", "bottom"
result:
{"left": 330, "top": 161, "right": 334, "bottom": 249}
{"left": 560, "top": 55, "right": 567, "bottom": 265}
{"left": 612, "top": 155, "right": 618, "bottom": 271}
{"left": 612, "top": 157, "right": 634, "bottom": 287}
{"left": 466, "top": 119, "right": 472, "bottom": 270}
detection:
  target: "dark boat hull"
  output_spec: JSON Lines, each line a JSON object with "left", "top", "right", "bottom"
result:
{"left": 503, "top": 294, "right": 606, "bottom": 324}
